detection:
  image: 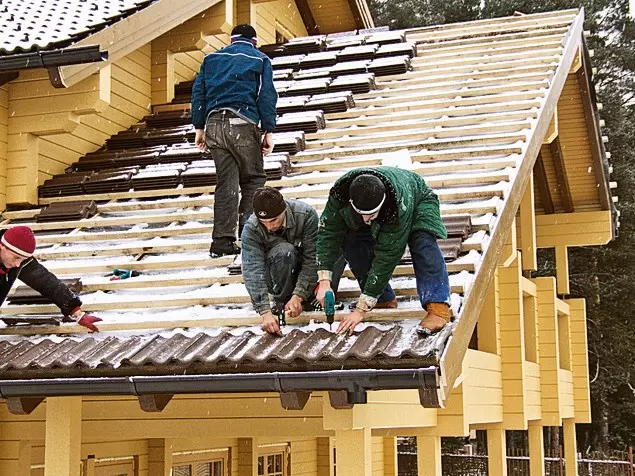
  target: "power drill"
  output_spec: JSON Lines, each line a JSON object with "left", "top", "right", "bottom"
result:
{"left": 325, "top": 290, "right": 336, "bottom": 324}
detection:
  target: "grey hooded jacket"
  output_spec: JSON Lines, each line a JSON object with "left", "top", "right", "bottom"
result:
{"left": 241, "top": 199, "right": 318, "bottom": 314}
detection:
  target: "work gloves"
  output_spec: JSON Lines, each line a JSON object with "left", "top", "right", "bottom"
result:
{"left": 70, "top": 307, "right": 102, "bottom": 332}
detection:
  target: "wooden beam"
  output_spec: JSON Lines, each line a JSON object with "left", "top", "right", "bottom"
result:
{"left": 296, "top": 0, "right": 319, "bottom": 35}
{"left": 44, "top": 397, "right": 82, "bottom": 476}
{"left": 6, "top": 397, "right": 45, "bottom": 415}
{"left": 566, "top": 298, "right": 591, "bottom": 423}
{"left": 416, "top": 435, "right": 442, "bottom": 476}
{"left": 536, "top": 210, "right": 613, "bottom": 247}
{"left": 328, "top": 391, "right": 354, "bottom": 410}
{"left": 138, "top": 394, "right": 173, "bottom": 412}
{"left": 384, "top": 437, "right": 398, "bottom": 476}
{"left": 335, "top": 428, "right": 372, "bottom": 476}
{"left": 148, "top": 439, "right": 173, "bottom": 476}
{"left": 528, "top": 422, "right": 546, "bottom": 476}
{"left": 237, "top": 438, "right": 258, "bottom": 476}
{"left": 550, "top": 137, "right": 574, "bottom": 213}
{"left": 477, "top": 270, "right": 500, "bottom": 354}
{"left": 563, "top": 419, "right": 579, "bottom": 476}
{"left": 519, "top": 174, "right": 537, "bottom": 271}
{"left": 555, "top": 246, "right": 570, "bottom": 295}
{"left": 82, "top": 455, "right": 95, "bottom": 476}
{"left": 543, "top": 108, "right": 558, "bottom": 144}
{"left": 279, "top": 392, "right": 311, "bottom": 410}
{"left": 317, "top": 437, "right": 335, "bottom": 476}
{"left": 534, "top": 152, "right": 555, "bottom": 214}
{"left": 576, "top": 41, "right": 611, "bottom": 210}
{"left": 487, "top": 429, "right": 507, "bottom": 476}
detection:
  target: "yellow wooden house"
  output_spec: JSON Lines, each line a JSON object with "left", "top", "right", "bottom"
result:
{"left": 0, "top": 2, "right": 615, "bottom": 475}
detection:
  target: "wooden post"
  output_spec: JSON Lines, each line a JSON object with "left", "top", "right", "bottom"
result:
{"left": 237, "top": 438, "right": 258, "bottom": 476}
{"left": 477, "top": 269, "right": 500, "bottom": 355}
{"left": 335, "top": 428, "right": 372, "bottom": 476}
{"left": 555, "top": 246, "right": 570, "bottom": 295}
{"left": 628, "top": 447, "right": 633, "bottom": 476}
{"left": 147, "top": 439, "right": 173, "bottom": 476}
{"left": 150, "top": 46, "right": 175, "bottom": 105}
{"left": 487, "top": 429, "right": 507, "bottom": 476}
{"left": 563, "top": 419, "right": 578, "bottom": 476}
{"left": 317, "top": 437, "right": 334, "bottom": 476}
{"left": 0, "top": 440, "right": 31, "bottom": 475}
{"left": 416, "top": 435, "right": 442, "bottom": 476}
{"left": 519, "top": 174, "right": 537, "bottom": 271}
{"left": 44, "top": 397, "right": 82, "bottom": 476}
{"left": 528, "top": 422, "right": 546, "bottom": 476}
{"left": 559, "top": 445, "right": 564, "bottom": 476}
{"left": 383, "top": 437, "right": 398, "bottom": 476}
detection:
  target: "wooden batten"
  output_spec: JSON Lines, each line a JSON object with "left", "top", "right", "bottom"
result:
{"left": 550, "top": 136, "right": 574, "bottom": 213}
{"left": 6, "top": 397, "right": 45, "bottom": 415}
{"left": 534, "top": 152, "right": 555, "bottom": 214}
{"left": 138, "top": 394, "right": 174, "bottom": 412}
{"left": 280, "top": 392, "right": 312, "bottom": 410}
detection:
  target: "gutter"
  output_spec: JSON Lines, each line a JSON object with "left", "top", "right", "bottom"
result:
{"left": 0, "top": 367, "right": 443, "bottom": 412}
{"left": 0, "top": 45, "right": 108, "bottom": 88}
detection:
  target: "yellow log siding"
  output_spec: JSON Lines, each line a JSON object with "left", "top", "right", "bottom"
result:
{"left": 535, "top": 210, "right": 613, "bottom": 248}
{"left": 498, "top": 254, "right": 527, "bottom": 428}
{"left": 317, "top": 437, "right": 334, "bottom": 476}
{"left": 465, "top": 350, "right": 504, "bottom": 425}
{"left": 566, "top": 298, "right": 592, "bottom": 423}
{"left": 0, "top": 85, "right": 7, "bottom": 210}
{"left": 308, "top": 0, "right": 357, "bottom": 34}
{"left": 536, "top": 277, "right": 562, "bottom": 426}
{"left": 290, "top": 438, "right": 319, "bottom": 476}
{"left": 175, "top": 50, "right": 207, "bottom": 84}
{"left": 524, "top": 361, "right": 542, "bottom": 421}
{"left": 558, "top": 369, "right": 576, "bottom": 419}
{"left": 0, "top": 440, "right": 30, "bottom": 475}
{"left": 254, "top": 0, "right": 309, "bottom": 45}
{"left": 4, "top": 46, "right": 151, "bottom": 205}
{"left": 372, "top": 437, "right": 385, "bottom": 476}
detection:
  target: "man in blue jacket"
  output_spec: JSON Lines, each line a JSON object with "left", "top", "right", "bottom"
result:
{"left": 192, "top": 24, "right": 278, "bottom": 257}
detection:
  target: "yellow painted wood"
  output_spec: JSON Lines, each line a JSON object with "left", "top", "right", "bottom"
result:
{"left": 523, "top": 295, "right": 539, "bottom": 363}
{"left": 528, "top": 422, "right": 545, "bottom": 476}
{"left": 0, "top": 85, "right": 7, "bottom": 211}
{"left": 543, "top": 109, "right": 558, "bottom": 144}
{"left": 44, "top": 397, "right": 82, "bottom": 476}
{"left": 150, "top": 46, "right": 175, "bottom": 105}
{"left": 148, "top": 439, "right": 173, "bottom": 476}
{"left": 383, "top": 437, "right": 398, "bottom": 476}
{"left": 555, "top": 246, "right": 570, "bottom": 295}
{"left": 477, "top": 270, "right": 501, "bottom": 354}
{"left": 566, "top": 298, "right": 591, "bottom": 423}
{"left": 487, "top": 429, "right": 507, "bottom": 476}
{"left": 500, "top": 219, "right": 518, "bottom": 267}
{"left": 558, "top": 310, "right": 572, "bottom": 371}
{"left": 335, "top": 428, "right": 372, "bottom": 476}
{"left": 416, "top": 435, "right": 441, "bottom": 476}
{"left": 238, "top": 438, "right": 258, "bottom": 476}
{"left": 317, "top": 437, "right": 334, "bottom": 476}
{"left": 563, "top": 419, "right": 578, "bottom": 476}
{"left": 0, "top": 440, "right": 31, "bottom": 475}
{"left": 536, "top": 211, "right": 613, "bottom": 247}
{"left": 519, "top": 174, "right": 537, "bottom": 271}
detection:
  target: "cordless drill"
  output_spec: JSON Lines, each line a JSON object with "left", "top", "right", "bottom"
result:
{"left": 324, "top": 290, "right": 336, "bottom": 324}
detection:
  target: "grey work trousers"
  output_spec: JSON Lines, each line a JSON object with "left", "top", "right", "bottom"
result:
{"left": 205, "top": 110, "right": 267, "bottom": 241}
{"left": 266, "top": 241, "right": 301, "bottom": 307}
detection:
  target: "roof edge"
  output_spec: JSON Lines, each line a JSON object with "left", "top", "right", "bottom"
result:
{"left": 0, "top": 367, "right": 442, "bottom": 410}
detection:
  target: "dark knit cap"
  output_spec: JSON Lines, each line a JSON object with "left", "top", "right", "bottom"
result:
{"left": 231, "top": 24, "right": 257, "bottom": 40}
{"left": 253, "top": 187, "right": 286, "bottom": 219}
{"left": 349, "top": 174, "right": 386, "bottom": 214}
{"left": 1, "top": 226, "right": 36, "bottom": 257}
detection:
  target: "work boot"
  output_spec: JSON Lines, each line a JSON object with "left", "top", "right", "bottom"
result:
{"left": 416, "top": 302, "right": 452, "bottom": 336}
{"left": 209, "top": 238, "right": 240, "bottom": 258}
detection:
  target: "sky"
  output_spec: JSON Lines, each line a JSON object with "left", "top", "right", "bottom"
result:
{"left": 631, "top": 0, "right": 635, "bottom": 17}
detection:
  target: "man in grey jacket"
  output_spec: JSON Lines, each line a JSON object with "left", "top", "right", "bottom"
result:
{"left": 241, "top": 187, "right": 318, "bottom": 335}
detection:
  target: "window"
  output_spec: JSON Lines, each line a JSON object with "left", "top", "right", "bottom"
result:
{"left": 172, "top": 449, "right": 228, "bottom": 476}
{"left": 258, "top": 453, "right": 285, "bottom": 476}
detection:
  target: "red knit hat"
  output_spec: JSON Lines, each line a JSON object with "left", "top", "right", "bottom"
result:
{"left": 1, "top": 226, "right": 36, "bottom": 258}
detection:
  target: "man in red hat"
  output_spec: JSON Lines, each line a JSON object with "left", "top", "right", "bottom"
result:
{"left": 0, "top": 226, "right": 102, "bottom": 332}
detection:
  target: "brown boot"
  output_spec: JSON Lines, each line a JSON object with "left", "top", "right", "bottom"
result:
{"left": 417, "top": 302, "right": 452, "bottom": 336}
{"left": 375, "top": 297, "right": 398, "bottom": 309}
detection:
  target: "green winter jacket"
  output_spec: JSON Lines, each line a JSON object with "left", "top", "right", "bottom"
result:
{"left": 317, "top": 167, "right": 446, "bottom": 299}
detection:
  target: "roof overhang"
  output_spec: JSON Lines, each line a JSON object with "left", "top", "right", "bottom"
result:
{"left": 0, "top": 367, "right": 441, "bottom": 414}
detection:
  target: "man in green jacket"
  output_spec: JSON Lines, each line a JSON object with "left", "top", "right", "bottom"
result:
{"left": 316, "top": 167, "right": 452, "bottom": 335}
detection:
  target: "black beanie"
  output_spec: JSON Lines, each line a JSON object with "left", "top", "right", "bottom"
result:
{"left": 231, "top": 24, "right": 257, "bottom": 40}
{"left": 253, "top": 187, "right": 286, "bottom": 219}
{"left": 349, "top": 174, "right": 386, "bottom": 214}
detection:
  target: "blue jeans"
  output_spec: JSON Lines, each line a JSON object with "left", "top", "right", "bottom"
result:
{"left": 340, "top": 228, "right": 451, "bottom": 308}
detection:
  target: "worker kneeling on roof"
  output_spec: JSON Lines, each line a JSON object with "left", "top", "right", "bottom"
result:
{"left": 315, "top": 167, "right": 452, "bottom": 336}
{"left": 242, "top": 187, "right": 322, "bottom": 335}
{"left": 0, "top": 226, "right": 102, "bottom": 332}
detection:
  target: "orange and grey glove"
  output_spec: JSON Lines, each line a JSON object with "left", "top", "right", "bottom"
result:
{"left": 70, "top": 307, "right": 102, "bottom": 332}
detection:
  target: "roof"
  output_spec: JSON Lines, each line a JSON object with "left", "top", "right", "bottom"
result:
{"left": 0, "top": 0, "right": 156, "bottom": 56}
{"left": 0, "top": 9, "right": 613, "bottom": 403}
